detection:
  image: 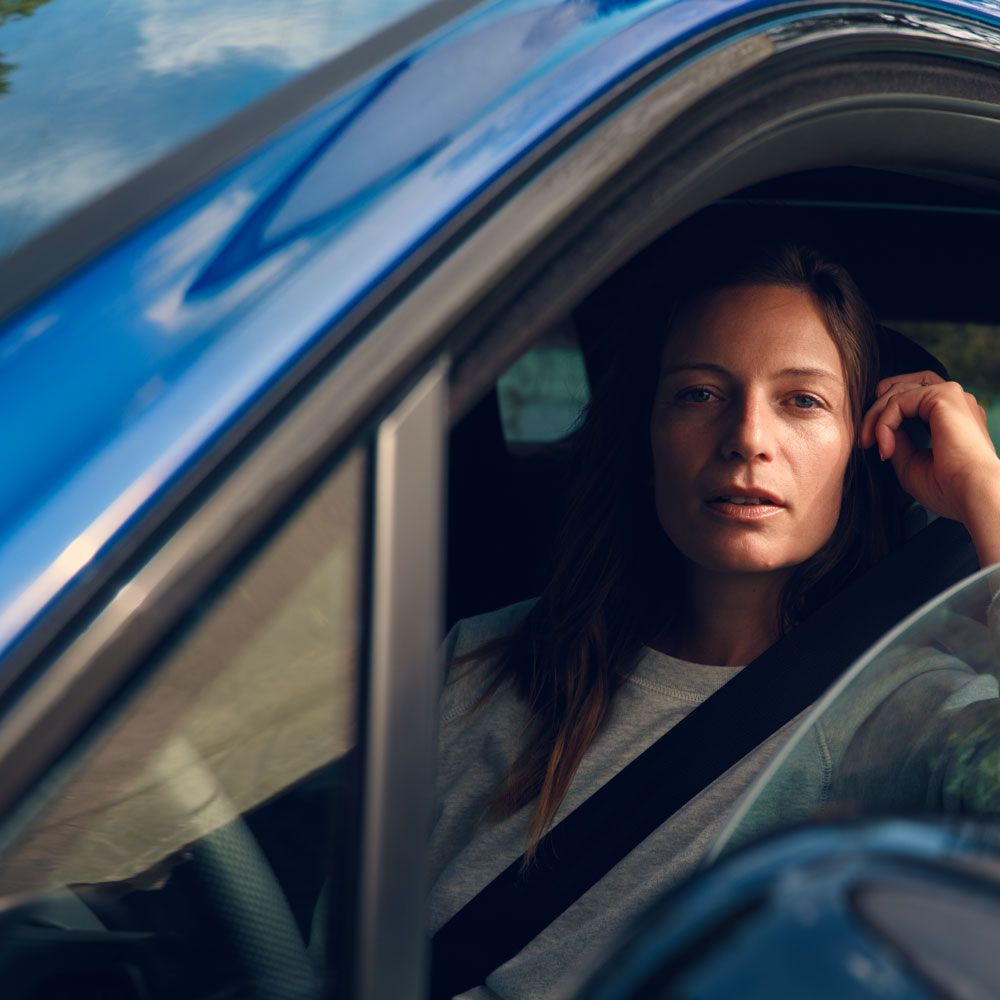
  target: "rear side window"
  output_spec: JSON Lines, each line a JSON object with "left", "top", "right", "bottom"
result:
{"left": 889, "top": 321, "right": 1000, "bottom": 448}
{"left": 496, "top": 321, "right": 589, "bottom": 446}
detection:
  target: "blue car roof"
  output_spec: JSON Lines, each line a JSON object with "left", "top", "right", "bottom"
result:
{"left": 0, "top": 0, "right": 437, "bottom": 259}
{"left": 0, "top": 0, "right": 997, "bottom": 669}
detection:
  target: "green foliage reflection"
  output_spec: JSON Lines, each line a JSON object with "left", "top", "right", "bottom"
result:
{"left": 0, "top": 0, "right": 53, "bottom": 96}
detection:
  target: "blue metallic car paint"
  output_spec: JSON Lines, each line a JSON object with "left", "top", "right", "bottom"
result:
{"left": 0, "top": 0, "right": 999, "bottom": 670}
{"left": 0, "top": 0, "right": 436, "bottom": 258}
{"left": 576, "top": 818, "right": 994, "bottom": 998}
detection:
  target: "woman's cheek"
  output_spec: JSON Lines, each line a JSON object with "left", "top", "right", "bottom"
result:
{"left": 790, "top": 418, "right": 853, "bottom": 519}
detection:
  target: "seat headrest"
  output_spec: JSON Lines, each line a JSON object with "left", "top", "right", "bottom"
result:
{"left": 877, "top": 326, "right": 948, "bottom": 382}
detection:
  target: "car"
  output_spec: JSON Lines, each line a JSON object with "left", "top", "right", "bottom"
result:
{"left": 3, "top": 1, "right": 1000, "bottom": 998}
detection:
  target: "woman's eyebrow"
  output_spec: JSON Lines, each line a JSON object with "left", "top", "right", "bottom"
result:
{"left": 661, "top": 362, "right": 843, "bottom": 385}
{"left": 777, "top": 366, "right": 844, "bottom": 384}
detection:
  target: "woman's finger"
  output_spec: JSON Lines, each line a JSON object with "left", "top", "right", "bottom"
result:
{"left": 863, "top": 372, "right": 945, "bottom": 447}
{"left": 861, "top": 386, "right": 920, "bottom": 447}
{"left": 872, "top": 386, "right": 922, "bottom": 460}
{"left": 875, "top": 370, "right": 945, "bottom": 398}
{"left": 871, "top": 382, "right": 961, "bottom": 459}
{"left": 867, "top": 377, "right": 1000, "bottom": 526}
{"left": 884, "top": 410, "right": 919, "bottom": 470}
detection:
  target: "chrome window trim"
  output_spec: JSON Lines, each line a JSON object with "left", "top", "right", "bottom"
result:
{"left": 771, "top": 5, "right": 1000, "bottom": 60}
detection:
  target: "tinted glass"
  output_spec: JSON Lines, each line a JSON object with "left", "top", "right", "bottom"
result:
{"left": 0, "top": 0, "right": 434, "bottom": 258}
{"left": 496, "top": 322, "right": 589, "bottom": 445}
{"left": 711, "top": 566, "right": 1000, "bottom": 861}
{"left": 0, "top": 445, "right": 366, "bottom": 998}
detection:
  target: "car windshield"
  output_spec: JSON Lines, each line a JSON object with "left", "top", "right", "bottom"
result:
{"left": 0, "top": 0, "right": 434, "bottom": 259}
{"left": 710, "top": 562, "right": 1000, "bottom": 862}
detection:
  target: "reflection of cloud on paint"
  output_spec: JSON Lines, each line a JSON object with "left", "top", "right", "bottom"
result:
{"left": 0, "top": 143, "right": 129, "bottom": 251}
{"left": 0, "top": 313, "right": 60, "bottom": 363}
{"left": 144, "top": 188, "right": 257, "bottom": 279}
{"left": 144, "top": 242, "right": 303, "bottom": 333}
{"left": 137, "top": 0, "right": 422, "bottom": 75}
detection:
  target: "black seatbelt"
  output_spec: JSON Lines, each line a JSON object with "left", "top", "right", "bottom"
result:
{"left": 430, "top": 517, "right": 978, "bottom": 999}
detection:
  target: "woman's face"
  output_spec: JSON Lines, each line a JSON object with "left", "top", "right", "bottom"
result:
{"left": 650, "top": 283, "right": 854, "bottom": 581}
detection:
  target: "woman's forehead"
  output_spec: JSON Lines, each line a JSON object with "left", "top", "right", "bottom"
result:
{"left": 661, "top": 284, "right": 845, "bottom": 377}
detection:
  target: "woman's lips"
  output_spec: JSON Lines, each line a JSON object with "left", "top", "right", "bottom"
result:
{"left": 704, "top": 497, "right": 785, "bottom": 521}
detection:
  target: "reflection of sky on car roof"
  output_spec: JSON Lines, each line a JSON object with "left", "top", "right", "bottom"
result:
{"left": 0, "top": 0, "right": 431, "bottom": 258}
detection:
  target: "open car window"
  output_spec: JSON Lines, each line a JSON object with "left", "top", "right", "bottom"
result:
{"left": 711, "top": 564, "right": 1000, "bottom": 862}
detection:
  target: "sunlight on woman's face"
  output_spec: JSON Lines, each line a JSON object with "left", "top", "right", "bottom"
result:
{"left": 649, "top": 284, "right": 854, "bottom": 581}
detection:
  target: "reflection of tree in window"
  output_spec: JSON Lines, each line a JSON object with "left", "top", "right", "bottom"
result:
{"left": 0, "top": 0, "right": 52, "bottom": 97}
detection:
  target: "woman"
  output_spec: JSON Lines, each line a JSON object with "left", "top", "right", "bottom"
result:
{"left": 429, "top": 243, "right": 1000, "bottom": 998}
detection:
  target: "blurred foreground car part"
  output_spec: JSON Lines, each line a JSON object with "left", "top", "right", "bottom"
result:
{"left": 576, "top": 819, "right": 1000, "bottom": 1000}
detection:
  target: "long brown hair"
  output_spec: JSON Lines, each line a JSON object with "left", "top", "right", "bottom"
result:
{"left": 474, "top": 242, "right": 896, "bottom": 856}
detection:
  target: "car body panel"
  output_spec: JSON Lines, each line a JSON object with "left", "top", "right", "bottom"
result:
{"left": 577, "top": 818, "right": 1000, "bottom": 999}
{"left": 0, "top": 0, "right": 443, "bottom": 259}
{"left": 0, "top": 0, "right": 998, "bottom": 674}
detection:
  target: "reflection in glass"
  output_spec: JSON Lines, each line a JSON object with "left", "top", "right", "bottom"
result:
{"left": 0, "top": 446, "right": 365, "bottom": 997}
{"left": 497, "top": 324, "right": 589, "bottom": 445}
{"left": 0, "top": 0, "right": 52, "bottom": 97}
{"left": 713, "top": 565, "right": 1000, "bottom": 859}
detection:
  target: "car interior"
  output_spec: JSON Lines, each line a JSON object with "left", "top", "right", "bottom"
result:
{"left": 2, "top": 154, "right": 1000, "bottom": 999}
{"left": 447, "top": 164, "right": 1000, "bottom": 630}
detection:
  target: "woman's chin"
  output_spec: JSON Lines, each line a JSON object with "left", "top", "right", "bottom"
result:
{"left": 684, "top": 544, "right": 798, "bottom": 578}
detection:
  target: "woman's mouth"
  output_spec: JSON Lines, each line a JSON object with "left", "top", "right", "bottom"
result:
{"left": 705, "top": 496, "right": 784, "bottom": 520}
{"left": 717, "top": 496, "right": 775, "bottom": 505}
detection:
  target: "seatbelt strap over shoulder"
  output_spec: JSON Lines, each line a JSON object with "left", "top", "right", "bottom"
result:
{"left": 429, "top": 517, "right": 978, "bottom": 999}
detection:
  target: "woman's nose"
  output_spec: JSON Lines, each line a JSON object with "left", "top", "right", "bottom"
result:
{"left": 720, "top": 394, "right": 774, "bottom": 462}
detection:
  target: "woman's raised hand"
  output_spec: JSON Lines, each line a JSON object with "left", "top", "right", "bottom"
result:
{"left": 860, "top": 372, "right": 1000, "bottom": 566}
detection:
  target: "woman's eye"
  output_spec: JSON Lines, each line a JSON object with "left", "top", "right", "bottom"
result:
{"left": 791, "top": 393, "right": 821, "bottom": 409}
{"left": 677, "top": 388, "right": 715, "bottom": 404}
